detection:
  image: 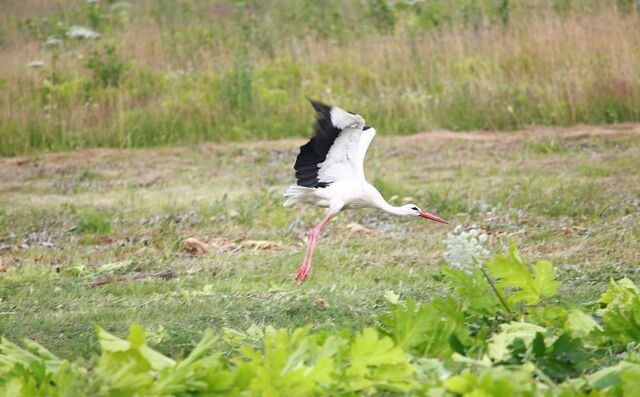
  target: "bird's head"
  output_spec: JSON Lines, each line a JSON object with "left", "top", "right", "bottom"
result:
{"left": 330, "top": 106, "right": 366, "bottom": 130}
{"left": 400, "top": 204, "right": 449, "bottom": 224}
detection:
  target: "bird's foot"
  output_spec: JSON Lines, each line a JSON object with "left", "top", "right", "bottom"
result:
{"left": 295, "top": 263, "right": 311, "bottom": 282}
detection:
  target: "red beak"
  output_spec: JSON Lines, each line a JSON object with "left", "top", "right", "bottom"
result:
{"left": 419, "top": 211, "right": 449, "bottom": 224}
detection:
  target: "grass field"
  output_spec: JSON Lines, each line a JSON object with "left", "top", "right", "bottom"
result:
{"left": 3, "top": 1, "right": 640, "bottom": 155}
{"left": 1, "top": 124, "right": 639, "bottom": 360}
{"left": 2, "top": 2, "right": 640, "bottom": 394}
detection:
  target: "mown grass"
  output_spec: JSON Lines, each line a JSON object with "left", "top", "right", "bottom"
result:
{"left": 0, "top": 126, "right": 638, "bottom": 359}
{"left": 2, "top": 0, "right": 640, "bottom": 156}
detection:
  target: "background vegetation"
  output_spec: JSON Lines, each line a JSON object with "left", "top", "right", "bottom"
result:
{"left": 2, "top": 0, "right": 640, "bottom": 156}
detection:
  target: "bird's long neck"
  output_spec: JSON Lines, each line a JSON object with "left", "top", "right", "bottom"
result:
{"left": 371, "top": 193, "right": 406, "bottom": 216}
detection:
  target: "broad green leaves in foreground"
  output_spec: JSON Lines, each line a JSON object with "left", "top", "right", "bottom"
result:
{"left": 1, "top": 247, "right": 640, "bottom": 396}
{"left": 486, "top": 244, "right": 561, "bottom": 306}
{"left": 597, "top": 278, "right": 640, "bottom": 344}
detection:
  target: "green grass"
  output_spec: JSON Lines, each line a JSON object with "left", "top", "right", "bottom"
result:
{"left": 0, "top": 126, "right": 638, "bottom": 359}
{"left": 76, "top": 209, "right": 113, "bottom": 234}
{"left": 3, "top": 1, "right": 640, "bottom": 155}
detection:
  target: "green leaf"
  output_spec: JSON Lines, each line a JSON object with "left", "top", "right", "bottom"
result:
{"left": 449, "top": 333, "right": 466, "bottom": 356}
{"left": 380, "top": 296, "right": 469, "bottom": 358}
{"left": 233, "top": 326, "right": 345, "bottom": 395}
{"left": 127, "top": 323, "right": 147, "bottom": 348}
{"left": 98, "top": 324, "right": 176, "bottom": 371}
{"left": 565, "top": 308, "right": 602, "bottom": 338}
{"left": 344, "top": 328, "right": 416, "bottom": 393}
{"left": 530, "top": 260, "right": 561, "bottom": 300}
{"left": 598, "top": 277, "right": 639, "bottom": 307}
{"left": 379, "top": 299, "right": 432, "bottom": 352}
{"left": 620, "top": 364, "right": 640, "bottom": 396}
{"left": 527, "top": 305, "right": 568, "bottom": 328}
{"left": 535, "top": 333, "right": 590, "bottom": 382}
{"left": 96, "top": 325, "right": 130, "bottom": 353}
{"left": 486, "top": 244, "right": 561, "bottom": 306}
{"left": 532, "top": 332, "right": 545, "bottom": 358}
{"left": 0, "top": 337, "right": 63, "bottom": 376}
{"left": 488, "top": 322, "right": 546, "bottom": 361}
{"left": 443, "top": 373, "right": 476, "bottom": 394}
{"left": 156, "top": 329, "right": 234, "bottom": 395}
{"left": 442, "top": 267, "right": 499, "bottom": 317}
{"left": 597, "top": 278, "right": 640, "bottom": 345}
{"left": 349, "top": 328, "right": 408, "bottom": 368}
{"left": 443, "top": 367, "right": 538, "bottom": 396}
{"left": 578, "top": 360, "right": 640, "bottom": 392}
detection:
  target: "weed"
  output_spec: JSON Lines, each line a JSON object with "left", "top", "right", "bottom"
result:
{"left": 86, "top": 44, "right": 126, "bottom": 88}
{"left": 76, "top": 209, "right": 112, "bottom": 234}
{"left": 368, "top": 0, "right": 396, "bottom": 33}
{"left": 220, "top": 56, "right": 253, "bottom": 112}
{"left": 527, "top": 139, "right": 567, "bottom": 155}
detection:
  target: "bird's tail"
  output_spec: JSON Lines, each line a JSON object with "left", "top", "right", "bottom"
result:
{"left": 283, "top": 185, "right": 314, "bottom": 207}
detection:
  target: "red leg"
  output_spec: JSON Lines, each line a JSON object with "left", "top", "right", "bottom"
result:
{"left": 295, "top": 213, "right": 333, "bottom": 282}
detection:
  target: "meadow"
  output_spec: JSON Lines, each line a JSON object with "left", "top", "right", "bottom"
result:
{"left": 2, "top": 0, "right": 640, "bottom": 155}
{"left": 2, "top": 1, "right": 640, "bottom": 395}
{"left": 1, "top": 125, "right": 639, "bottom": 394}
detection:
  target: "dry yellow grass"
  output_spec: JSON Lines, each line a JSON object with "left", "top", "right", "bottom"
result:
{"left": 1, "top": 1, "right": 640, "bottom": 155}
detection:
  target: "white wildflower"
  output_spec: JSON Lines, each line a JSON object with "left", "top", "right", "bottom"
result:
{"left": 384, "top": 290, "right": 400, "bottom": 305}
{"left": 26, "top": 61, "right": 46, "bottom": 69}
{"left": 111, "top": 2, "right": 132, "bottom": 13}
{"left": 66, "top": 26, "right": 101, "bottom": 40}
{"left": 442, "top": 225, "right": 489, "bottom": 274}
{"left": 44, "top": 36, "right": 63, "bottom": 49}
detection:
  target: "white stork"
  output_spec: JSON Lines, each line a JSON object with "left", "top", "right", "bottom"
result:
{"left": 284, "top": 100, "right": 448, "bottom": 282}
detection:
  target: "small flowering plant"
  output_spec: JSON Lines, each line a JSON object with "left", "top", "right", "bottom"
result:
{"left": 442, "top": 225, "right": 489, "bottom": 274}
{"left": 441, "top": 225, "right": 513, "bottom": 315}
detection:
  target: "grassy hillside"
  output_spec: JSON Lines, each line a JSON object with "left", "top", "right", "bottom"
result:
{"left": 2, "top": 0, "right": 640, "bottom": 156}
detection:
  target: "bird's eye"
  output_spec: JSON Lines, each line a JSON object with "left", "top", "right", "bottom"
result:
{"left": 411, "top": 206, "right": 418, "bottom": 211}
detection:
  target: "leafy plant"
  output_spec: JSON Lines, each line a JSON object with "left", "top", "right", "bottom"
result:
{"left": 530, "top": 333, "right": 590, "bottom": 381}
{"left": 379, "top": 296, "right": 469, "bottom": 359}
{"left": 86, "top": 44, "right": 127, "bottom": 88}
{"left": 443, "top": 267, "right": 499, "bottom": 317}
{"left": 2, "top": 247, "right": 640, "bottom": 395}
{"left": 368, "top": 0, "right": 396, "bottom": 33}
{"left": 220, "top": 56, "right": 253, "bottom": 111}
{"left": 596, "top": 278, "right": 640, "bottom": 345}
{"left": 486, "top": 244, "right": 561, "bottom": 307}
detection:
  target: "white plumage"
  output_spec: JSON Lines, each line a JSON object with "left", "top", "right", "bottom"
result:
{"left": 285, "top": 100, "right": 447, "bottom": 282}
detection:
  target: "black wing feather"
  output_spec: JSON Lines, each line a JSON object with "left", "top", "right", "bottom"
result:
{"left": 294, "top": 99, "right": 343, "bottom": 188}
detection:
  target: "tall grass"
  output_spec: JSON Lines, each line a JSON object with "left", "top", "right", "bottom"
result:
{"left": 1, "top": 0, "right": 640, "bottom": 156}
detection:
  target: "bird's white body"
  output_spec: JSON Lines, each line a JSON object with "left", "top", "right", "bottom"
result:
{"left": 284, "top": 107, "right": 388, "bottom": 213}
{"left": 284, "top": 100, "right": 447, "bottom": 281}
{"left": 284, "top": 179, "right": 384, "bottom": 210}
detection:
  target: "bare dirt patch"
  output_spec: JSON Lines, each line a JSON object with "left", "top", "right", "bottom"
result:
{"left": 2, "top": 124, "right": 639, "bottom": 182}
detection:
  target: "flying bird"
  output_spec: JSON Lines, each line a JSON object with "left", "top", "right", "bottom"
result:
{"left": 284, "top": 100, "right": 448, "bottom": 282}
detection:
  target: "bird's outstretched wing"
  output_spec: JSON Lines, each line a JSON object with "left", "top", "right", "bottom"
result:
{"left": 294, "top": 100, "right": 376, "bottom": 188}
